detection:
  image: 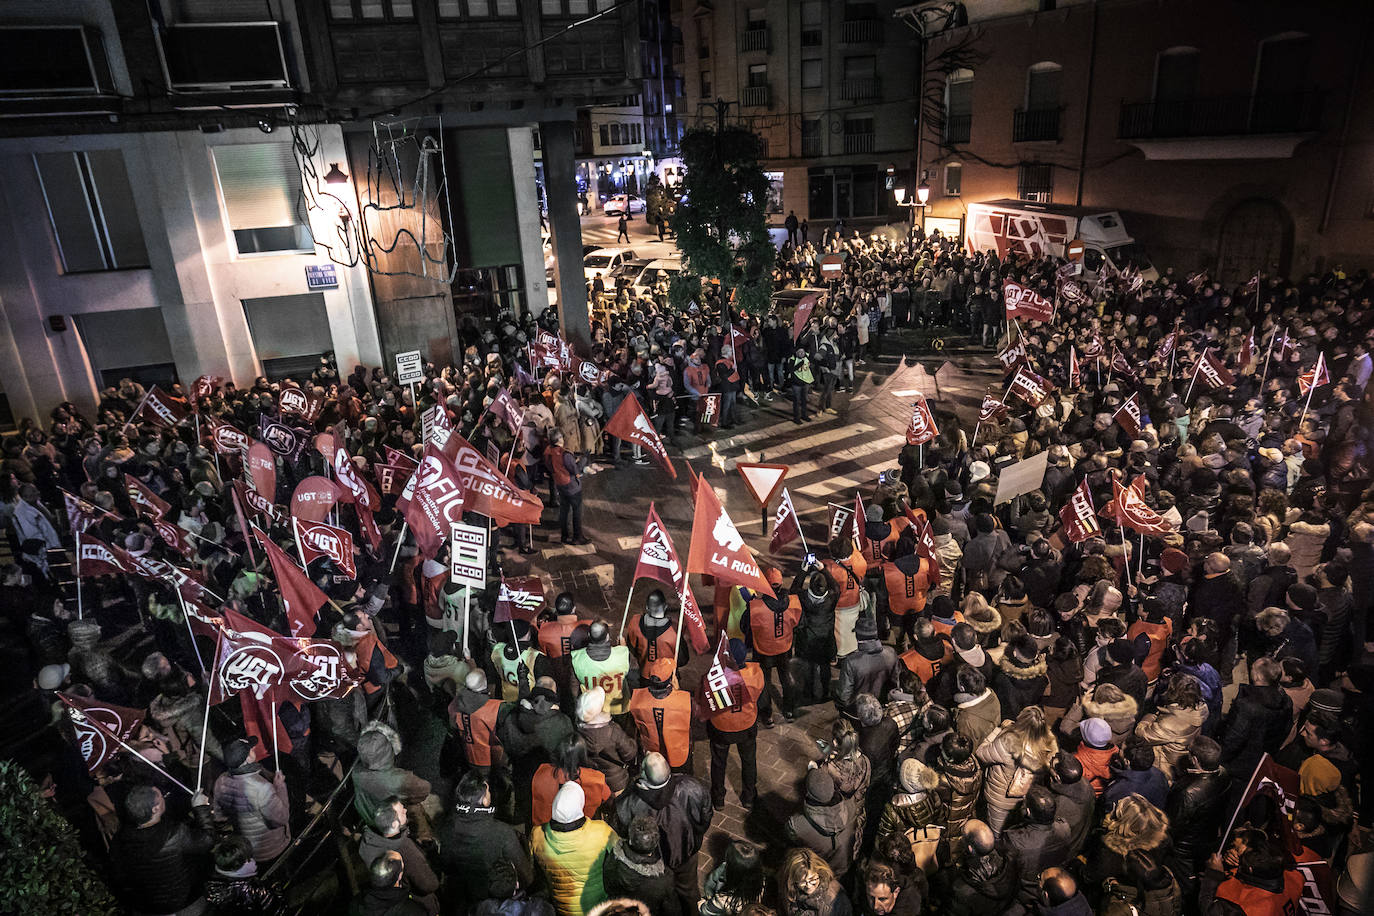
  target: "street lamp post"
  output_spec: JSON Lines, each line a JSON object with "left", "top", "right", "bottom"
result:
{"left": 893, "top": 173, "right": 931, "bottom": 239}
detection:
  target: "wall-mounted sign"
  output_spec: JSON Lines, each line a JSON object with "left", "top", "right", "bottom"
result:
{"left": 305, "top": 264, "right": 339, "bottom": 290}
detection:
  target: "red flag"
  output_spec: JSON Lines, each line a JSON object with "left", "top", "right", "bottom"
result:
{"left": 1058, "top": 277, "right": 1086, "bottom": 304}
{"left": 1059, "top": 478, "right": 1101, "bottom": 543}
{"left": 253, "top": 527, "right": 330, "bottom": 637}
{"left": 373, "top": 463, "right": 410, "bottom": 496}
{"left": 1113, "top": 392, "right": 1142, "bottom": 438}
{"left": 207, "top": 418, "right": 249, "bottom": 455}
{"left": 290, "top": 476, "right": 341, "bottom": 523}
{"left": 442, "top": 432, "right": 544, "bottom": 525}
{"left": 234, "top": 479, "right": 280, "bottom": 524}
{"left": 385, "top": 445, "right": 419, "bottom": 470}
{"left": 687, "top": 481, "right": 774, "bottom": 598}
{"left": 852, "top": 492, "right": 869, "bottom": 554}
{"left": 570, "top": 355, "right": 611, "bottom": 388}
{"left": 769, "top": 488, "right": 803, "bottom": 554}
{"left": 1068, "top": 346, "right": 1081, "bottom": 389}
{"left": 827, "top": 502, "right": 854, "bottom": 545}
{"left": 495, "top": 575, "right": 546, "bottom": 624}
{"left": 190, "top": 374, "right": 221, "bottom": 408}
{"left": 1110, "top": 346, "right": 1139, "bottom": 384}
{"left": 1003, "top": 278, "right": 1054, "bottom": 321}
{"left": 1297, "top": 352, "right": 1330, "bottom": 396}
{"left": 1082, "top": 334, "right": 1104, "bottom": 360}
{"left": 246, "top": 441, "right": 277, "bottom": 502}
{"left": 131, "top": 386, "right": 190, "bottom": 430}
{"left": 1008, "top": 364, "right": 1054, "bottom": 407}
{"left": 396, "top": 444, "right": 469, "bottom": 557}
{"left": 333, "top": 443, "right": 379, "bottom": 511}
{"left": 1111, "top": 477, "right": 1174, "bottom": 537}
{"left": 633, "top": 504, "right": 709, "bottom": 652}
{"left": 57, "top": 693, "right": 145, "bottom": 776}
{"left": 979, "top": 395, "right": 1010, "bottom": 423}
{"left": 125, "top": 474, "right": 171, "bottom": 519}
{"left": 696, "top": 634, "right": 746, "bottom": 719}
{"left": 294, "top": 517, "right": 356, "bottom": 579}
{"left": 63, "top": 489, "right": 117, "bottom": 534}
{"left": 697, "top": 393, "right": 722, "bottom": 428}
{"left": 212, "top": 608, "right": 360, "bottom": 706}
{"left": 996, "top": 338, "right": 1029, "bottom": 375}
{"left": 1155, "top": 328, "right": 1179, "bottom": 363}
{"left": 153, "top": 518, "right": 196, "bottom": 559}
{"left": 1193, "top": 349, "right": 1235, "bottom": 391}
{"left": 488, "top": 387, "right": 526, "bottom": 435}
{"left": 604, "top": 395, "right": 676, "bottom": 479}
{"left": 77, "top": 534, "right": 127, "bottom": 578}
{"left": 905, "top": 394, "right": 938, "bottom": 446}
{"left": 277, "top": 386, "right": 323, "bottom": 423}
{"left": 909, "top": 515, "right": 937, "bottom": 561}
{"left": 791, "top": 294, "right": 818, "bottom": 341}
{"left": 1238, "top": 330, "right": 1256, "bottom": 370}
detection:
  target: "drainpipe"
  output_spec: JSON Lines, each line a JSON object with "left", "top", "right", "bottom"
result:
{"left": 1075, "top": 0, "right": 1099, "bottom": 206}
{"left": 1319, "top": 14, "right": 1369, "bottom": 234}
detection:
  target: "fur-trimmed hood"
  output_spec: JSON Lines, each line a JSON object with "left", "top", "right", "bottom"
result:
{"left": 1082, "top": 692, "right": 1139, "bottom": 721}
{"left": 608, "top": 840, "right": 665, "bottom": 878}
{"left": 966, "top": 606, "right": 1003, "bottom": 635}
{"left": 1103, "top": 817, "right": 1170, "bottom": 856}
{"left": 997, "top": 653, "right": 1047, "bottom": 680}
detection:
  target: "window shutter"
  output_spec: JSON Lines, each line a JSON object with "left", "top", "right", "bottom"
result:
{"left": 212, "top": 143, "right": 303, "bottom": 231}
{"left": 77, "top": 308, "right": 175, "bottom": 372}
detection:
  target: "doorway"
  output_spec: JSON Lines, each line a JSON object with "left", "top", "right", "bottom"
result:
{"left": 1216, "top": 198, "right": 1289, "bottom": 287}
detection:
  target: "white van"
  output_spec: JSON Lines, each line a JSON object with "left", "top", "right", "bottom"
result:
{"left": 965, "top": 199, "right": 1157, "bottom": 282}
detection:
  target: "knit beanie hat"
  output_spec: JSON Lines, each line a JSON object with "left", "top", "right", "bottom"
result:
{"left": 1160, "top": 547, "right": 1189, "bottom": 575}
{"left": 1081, "top": 717, "right": 1112, "bottom": 748}
{"left": 805, "top": 768, "right": 836, "bottom": 805}
{"left": 551, "top": 782, "right": 586, "bottom": 825}
{"left": 1299, "top": 755, "right": 1342, "bottom": 796}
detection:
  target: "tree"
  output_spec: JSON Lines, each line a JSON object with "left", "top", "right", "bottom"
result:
{"left": 0, "top": 760, "right": 119, "bottom": 914}
{"left": 668, "top": 125, "right": 775, "bottom": 321}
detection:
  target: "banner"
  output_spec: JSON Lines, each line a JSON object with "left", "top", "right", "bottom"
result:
{"left": 604, "top": 395, "right": 676, "bottom": 479}
{"left": 1003, "top": 279, "right": 1054, "bottom": 321}
{"left": 1113, "top": 391, "right": 1142, "bottom": 438}
{"left": 395, "top": 444, "right": 469, "bottom": 557}
{"left": 208, "top": 419, "right": 249, "bottom": 455}
{"left": 993, "top": 451, "right": 1050, "bottom": 506}
{"left": 688, "top": 480, "right": 774, "bottom": 597}
{"left": 441, "top": 433, "right": 544, "bottom": 526}
{"left": 494, "top": 575, "right": 546, "bottom": 624}
{"left": 125, "top": 474, "right": 171, "bottom": 519}
{"left": 58, "top": 693, "right": 145, "bottom": 776}
{"left": 696, "top": 634, "right": 745, "bottom": 719}
{"left": 905, "top": 394, "right": 938, "bottom": 446}
{"left": 769, "top": 488, "right": 803, "bottom": 554}
{"left": 294, "top": 517, "right": 356, "bottom": 580}
{"left": 633, "top": 504, "right": 708, "bottom": 652}
{"left": 1059, "top": 478, "right": 1101, "bottom": 543}
{"left": 290, "top": 476, "right": 341, "bottom": 524}
{"left": 570, "top": 355, "right": 611, "bottom": 388}
{"left": 1007, "top": 364, "right": 1054, "bottom": 407}
{"left": 697, "top": 393, "right": 722, "bottom": 428}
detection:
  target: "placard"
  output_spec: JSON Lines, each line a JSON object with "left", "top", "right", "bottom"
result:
{"left": 993, "top": 450, "right": 1050, "bottom": 506}
{"left": 450, "top": 523, "right": 487, "bottom": 588}
{"left": 395, "top": 350, "right": 424, "bottom": 386}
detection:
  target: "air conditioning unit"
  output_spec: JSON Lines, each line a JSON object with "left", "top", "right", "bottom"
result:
{"left": 1023, "top": 191, "right": 1053, "bottom": 204}
{"left": 0, "top": 25, "right": 113, "bottom": 96}
{"left": 158, "top": 22, "right": 290, "bottom": 91}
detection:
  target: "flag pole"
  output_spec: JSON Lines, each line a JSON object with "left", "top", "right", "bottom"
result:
{"left": 672, "top": 579, "right": 688, "bottom": 658}
{"left": 1121, "top": 525, "right": 1133, "bottom": 589}
{"left": 1138, "top": 531, "right": 1145, "bottom": 577}
{"left": 75, "top": 528, "right": 83, "bottom": 620}
{"left": 120, "top": 387, "right": 154, "bottom": 436}
{"left": 195, "top": 634, "right": 219, "bottom": 794}
{"left": 1258, "top": 324, "right": 1281, "bottom": 394}
{"left": 388, "top": 521, "right": 409, "bottom": 574}
{"left": 1184, "top": 355, "right": 1202, "bottom": 404}
{"left": 971, "top": 421, "right": 981, "bottom": 450}
{"left": 462, "top": 587, "right": 470, "bottom": 658}
{"left": 291, "top": 517, "right": 309, "bottom": 571}
{"left": 270, "top": 699, "right": 279, "bottom": 772}
{"left": 169, "top": 578, "right": 207, "bottom": 674}
{"left": 1298, "top": 381, "right": 1317, "bottom": 429}
{"left": 619, "top": 579, "right": 637, "bottom": 638}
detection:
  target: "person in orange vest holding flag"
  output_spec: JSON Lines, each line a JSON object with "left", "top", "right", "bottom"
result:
{"left": 700, "top": 638, "right": 770, "bottom": 810}
{"left": 623, "top": 589, "right": 685, "bottom": 684}
{"left": 628, "top": 673, "right": 694, "bottom": 773}
{"left": 859, "top": 503, "right": 911, "bottom": 567}
{"left": 334, "top": 610, "right": 401, "bottom": 718}
{"left": 539, "top": 592, "right": 592, "bottom": 706}
{"left": 448, "top": 669, "right": 505, "bottom": 777}
{"left": 823, "top": 535, "right": 869, "bottom": 661}
{"left": 1200, "top": 835, "right": 1305, "bottom": 916}
{"left": 741, "top": 566, "right": 803, "bottom": 721}
{"left": 876, "top": 533, "right": 936, "bottom": 651}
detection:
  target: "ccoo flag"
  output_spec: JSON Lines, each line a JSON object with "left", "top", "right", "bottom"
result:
{"left": 769, "top": 488, "right": 803, "bottom": 554}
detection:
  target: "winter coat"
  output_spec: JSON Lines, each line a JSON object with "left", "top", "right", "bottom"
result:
{"left": 1165, "top": 767, "right": 1233, "bottom": 867}
{"left": 1189, "top": 573, "right": 1246, "bottom": 643}
{"left": 1134, "top": 703, "right": 1206, "bottom": 779}
{"left": 204, "top": 868, "right": 283, "bottom": 915}
{"left": 1103, "top": 766, "right": 1170, "bottom": 810}
{"left": 1050, "top": 777, "right": 1096, "bottom": 856}
{"left": 609, "top": 775, "right": 713, "bottom": 870}
{"left": 835, "top": 638, "right": 897, "bottom": 712}
{"left": 354, "top": 886, "right": 430, "bottom": 916}
{"left": 937, "top": 850, "right": 1019, "bottom": 916}
{"left": 786, "top": 796, "right": 858, "bottom": 878}
{"left": 353, "top": 726, "right": 432, "bottom": 825}
{"left": 578, "top": 720, "right": 638, "bottom": 794}
{"left": 976, "top": 727, "right": 1049, "bottom": 826}
{"left": 110, "top": 805, "right": 216, "bottom": 914}
{"left": 953, "top": 689, "right": 1001, "bottom": 748}
{"left": 875, "top": 789, "right": 946, "bottom": 849}
{"left": 439, "top": 802, "right": 534, "bottom": 907}
{"left": 601, "top": 841, "right": 680, "bottom": 916}
{"left": 500, "top": 703, "right": 576, "bottom": 790}
{"left": 1218, "top": 683, "right": 1292, "bottom": 776}
{"left": 212, "top": 766, "right": 291, "bottom": 861}
{"left": 530, "top": 817, "right": 618, "bottom": 916}
{"left": 1285, "top": 520, "right": 1330, "bottom": 581}
{"left": 937, "top": 755, "right": 982, "bottom": 832}
{"left": 1080, "top": 690, "right": 1140, "bottom": 745}
{"left": 991, "top": 653, "right": 1048, "bottom": 719}
{"left": 358, "top": 827, "right": 440, "bottom": 913}
{"left": 1003, "top": 818, "right": 1073, "bottom": 906}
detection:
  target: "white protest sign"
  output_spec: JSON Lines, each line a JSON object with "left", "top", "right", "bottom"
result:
{"left": 396, "top": 350, "right": 424, "bottom": 386}
{"left": 993, "top": 450, "right": 1051, "bottom": 506}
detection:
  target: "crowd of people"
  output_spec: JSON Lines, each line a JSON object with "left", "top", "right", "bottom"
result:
{"left": 2, "top": 224, "right": 1373, "bottom": 916}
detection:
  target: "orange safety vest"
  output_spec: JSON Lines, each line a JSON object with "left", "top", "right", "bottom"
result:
{"left": 901, "top": 644, "right": 951, "bottom": 684}
{"left": 824, "top": 550, "right": 869, "bottom": 611}
{"left": 538, "top": 615, "right": 590, "bottom": 658}
{"left": 747, "top": 594, "right": 802, "bottom": 656}
{"left": 707, "top": 663, "right": 765, "bottom": 733}
{"left": 629, "top": 687, "right": 694, "bottom": 767}
{"left": 530, "top": 764, "right": 612, "bottom": 826}
{"left": 450, "top": 696, "right": 503, "bottom": 767}
{"left": 883, "top": 557, "right": 934, "bottom": 617}
{"left": 930, "top": 609, "right": 966, "bottom": 639}
{"left": 1127, "top": 618, "right": 1173, "bottom": 681}
{"left": 1213, "top": 872, "right": 1304, "bottom": 916}
{"left": 625, "top": 614, "right": 679, "bottom": 680}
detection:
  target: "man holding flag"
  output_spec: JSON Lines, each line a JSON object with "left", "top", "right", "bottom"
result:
{"left": 697, "top": 635, "right": 769, "bottom": 810}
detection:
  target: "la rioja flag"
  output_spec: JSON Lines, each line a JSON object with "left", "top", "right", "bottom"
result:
{"left": 769, "top": 488, "right": 803, "bottom": 554}
{"left": 1059, "top": 478, "right": 1101, "bottom": 543}
{"left": 1002, "top": 279, "right": 1054, "bottom": 321}
{"left": 905, "top": 394, "right": 937, "bottom": 446}
{"left": 687, "top": 478, "right": 775, "bottom": 598}
{"left": 634, "top": 504, "right": 708, "bottom": 652}
{"left": 605, "top": 395, "right": 676, "bottom": 479}
{"left": 1298, "top": 352, "right": 1330, "bottom": 395}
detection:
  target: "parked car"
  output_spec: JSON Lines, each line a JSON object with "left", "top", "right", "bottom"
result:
{"left": 584, "top": 247, "right": 638, "bottom": 282}
{"left": 602, "top": 194, "right": 645, "bottom": 216}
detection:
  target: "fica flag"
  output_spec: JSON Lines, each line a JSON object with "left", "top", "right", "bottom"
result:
{"left": 1059, "top": 478, "right": 1100, "bottom": 544}
{"left": 1002, "top": 279, "right": 1054, "bottom": 322}
{"left": 441, "top": 432, "right": 544, "bottom": 526}
{"left": 633, "top": 503, "right": 708, "bottom": 652}
{"left": 394, "top": 444, "right": 468, "bottom": 558}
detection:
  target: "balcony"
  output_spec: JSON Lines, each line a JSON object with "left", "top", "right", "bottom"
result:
{"left": 840, "top": 18, "right": 882, "bottom": 44}
{"left": 1119, "top": 90, "right": 1323, "bottom": 139}
{"left": 738, "top": 27, "right": 770, "bottom": 53}
{"left": 741, "top": 85, "right": 771, "bottom": 108}
{"left": 943, "top": 113, "right": 971, "bottom": 144}
{"left": 802, "top": 134, "right": 823, "bottom": 157}
{"left": 840, "top": 77, "right": 880, "bottom": 101}
{"left": 843, "top": 132, "right": 874, "bottom": 154}
{"left": 1013, "top": 107, "right": 1061, "bottom": 142}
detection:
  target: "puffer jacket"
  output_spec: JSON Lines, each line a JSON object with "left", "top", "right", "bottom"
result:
{"left": 875, "top": 789, "right": 946, "bottom": 848}
{"left": 1285, "top": 520, "right": 1330, "bottom": 581}
{"left": 976, "top": 729, "right": 1048, "bottom": 820}
{"left": 936, "top": 755, "right": 982, "bottom": 833}
{"left": 1134, "top": 702, "right": 1207, "bottom": 780}
{"left": 530, "top": 817, "right": 618, "bottom": 916}
{"left": 577, "top": 719, "right": 639, "bottom": 795}
{"left": 601, "top": 840, "right": 680, "bottom": 916}
{"left": 212, "top": 766, "right": 290, "bottom": 861}
{"left": 110, "top": 804, "right": 215, "bottom": 914}
{"left": 954, "top": 689, "right": 1001, "bottom": 747}
{"left": 991, "top": 654, "right": 1048, "bottom": 718}
{"left": 785, "top": 796, "right": 857, "bottom": 878}
{"left": 352, "top": 724, "right": 432, "bottom": 824}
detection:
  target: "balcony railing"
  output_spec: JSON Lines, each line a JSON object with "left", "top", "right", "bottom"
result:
{"left": 843, "top": 131, "right": 874, "bottom": 154}
{"left": 1118, "top": 90, "right": 1324, "bottom": 139}
{"left": 840, "top": 77, "right": 879, "bottom": 101}
{"left": 741, "top": 85, "right": 771, "bottom": 107}
{"left": 738, "top": 27, "right": 770, "bottom": 53}
{"left": 1013, "top": 106, "right": 1062, "bottom": 142}
{"left": 840, "top": 18, "right": 882, "bottom": 43}
{"left": 802, "top": 134, "right": 823, "bottom": 157}
{"left": 943, "top": 113, "right": 971, "bottom": 144}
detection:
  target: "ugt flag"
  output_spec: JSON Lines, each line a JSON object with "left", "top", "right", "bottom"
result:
{"left": 905, "top": 394, "right": 938, "bottom": 446}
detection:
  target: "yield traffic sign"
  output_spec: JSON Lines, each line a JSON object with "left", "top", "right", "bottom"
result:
{"left": 736, "top": 462, "right": 789, "bottom": 507}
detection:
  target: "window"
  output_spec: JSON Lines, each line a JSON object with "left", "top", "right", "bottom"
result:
{"left": 843, "top": 56, "right": 877, "bottom": 80}
{"left": 33, "top": 150, "right": 149, "bottom": 273}
{"left": 698, "top": 35, "right": 709, "bottom": 59}
{"left": 1017, "top": 162, "right": 1053, "bottom": 202}
{"left": 746, "top": 7, "right": 767, "bottom": 30}
{"left": 700, "top": 70, "right": 711, "bottom": 96}
{"left": 944, "top": 163, "right": 962, "bottom": 196}
{"left": 331, "top": 0, "right": 415, "bottom": 18}
{"left": 600, "top": 124, "right": 611, "bottom": 146}
{"left": 1155, "top": 47, "right": 1200, "bottom": 101}
{"left": 801, "top": 118, "right": 823, "bottom": 156}
{"left": 945, "top": 69, "right": 973, "bottom": 143}
{"left": 542, "top": 0, "right": 588, "bottom": 14}
{"left": 76, "top": 308, "right": 177, "bottom": 390}
{"left": 748, "top": 63, "right": 768, "bottom": 88}
{"left": 844, "top": 2, "right": 878, "bottom": 19}
{"left": 1026, "top": 61, "right": 1062, "bottom": 110}
{"left": 801, "top": 0, "right": 823, "bottom": 46}
{"left": 211, "top": 143, "right": 312, "bottom": 256}
{"left": 439, "top": 0, "right": 516, "bottom": 14}
{"left": 242, "top": 294, "right": 334, "bottom": 381}
{"left": 802, "top": 58, "right": 823, "bottom": 89}
{"left": 1257, "top": 33, "right": 1312, "bottom": 92}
